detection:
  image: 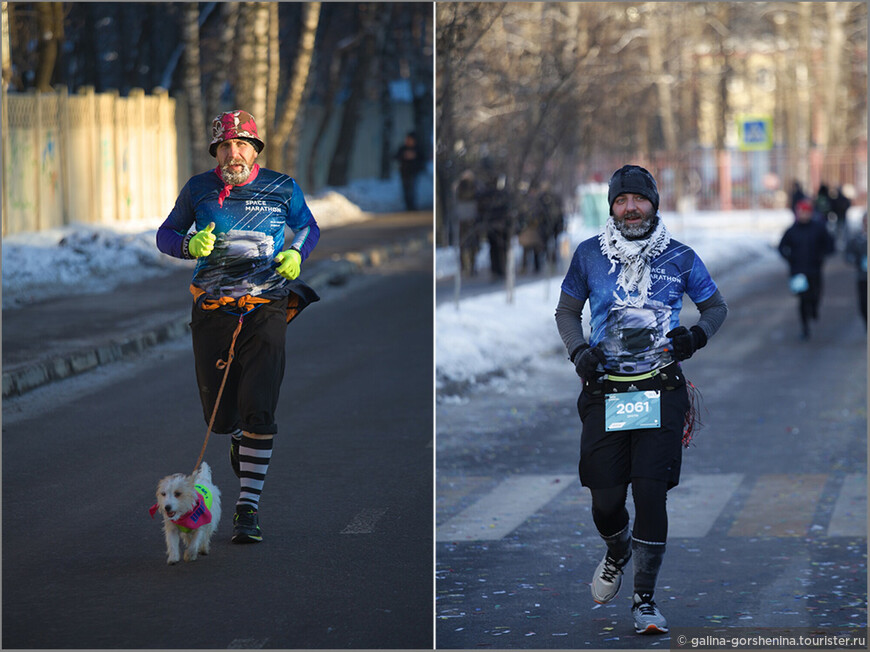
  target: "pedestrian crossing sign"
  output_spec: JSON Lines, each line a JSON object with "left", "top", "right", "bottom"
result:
{"left": 737, "top": 114, "right": 773, "bottom": 151}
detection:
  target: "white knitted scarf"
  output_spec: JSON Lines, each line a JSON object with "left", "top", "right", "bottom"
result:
{"left": 599, "top": 215, "right": 671, "bottom": 307}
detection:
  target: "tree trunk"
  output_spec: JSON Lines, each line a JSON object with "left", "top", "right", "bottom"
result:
{"left": 266, "top": 1, "right": 279, "bottom": 137}
{"left": 823, "top": 2, "right": 846, "bottom": 147}
{"left": 205, "top": 1, "right": 240, "bottom": 119}
{"left": 235, "top": 4, "right": 256, "bottom": 114}
{"left": 326, "top": 17, "right": 372, "bottom": 188}
{"left": 305, "top": 11, "right": 349, "bottom": 188}
{"left": 646, "top": 5, "right": 677, "bottom": 153}
{"left": 796, "top": 3, "right": 812, "bottom": 152}
{"left": 34, "top": 3, "right": 63, "bottom": 92}
{"left": 1, "top": 2, "right": 11, "bottom": 88}
{"left": 409, "top": 6, "right": 433, "bottom": 164}
{"left": 182, "top": 2, "right": 209, "bottom": 171}
{"left": 377, "top": 5, "right": 396, "bottom": 179}
{"left": 270, "top": 1, "right": 321, "bottom": 174}
{"left": 248, "top": 2, "right": 270, "bottom": 165}
{"left": 714, "top": 4, "right": 731, "bottom": 152}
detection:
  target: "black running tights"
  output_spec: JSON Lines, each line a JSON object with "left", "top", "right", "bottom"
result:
{"left": 590, "top": 477, "right": 669, "bottom": 543}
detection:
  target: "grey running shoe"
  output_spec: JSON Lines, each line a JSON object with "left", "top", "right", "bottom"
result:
{"left": 632, "top": 592, "right": 668, "bottom": 634}
{"left": 591, "top": 551, "right": 630, "bottom": 604}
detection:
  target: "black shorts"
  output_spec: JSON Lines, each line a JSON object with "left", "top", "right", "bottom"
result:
{"left": 577, "top": 366, "right": 689, "bottom": 490}
{"left": 190, "top": 297, "right": 289, "bottom": 435}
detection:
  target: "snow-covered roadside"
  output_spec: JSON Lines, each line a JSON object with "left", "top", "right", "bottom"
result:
{"left": 435, "top": 208, "right": 864, "bottom": 396}
{"left": 1, "top": 173, "right": 430, "bottom": 310}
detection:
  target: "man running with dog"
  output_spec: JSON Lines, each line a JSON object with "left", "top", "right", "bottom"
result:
{"left": 555, "top": 164, "right": 727, "bottom": 633}
{"left": 157, "top": 110, "right": 320, "bottom": 544}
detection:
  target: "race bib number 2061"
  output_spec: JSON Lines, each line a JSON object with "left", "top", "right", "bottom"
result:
{"left": 605, "top": 390, "right": 661, "bottom": 431}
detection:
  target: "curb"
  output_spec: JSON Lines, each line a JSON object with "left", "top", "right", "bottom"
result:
{"left": 2, "top": 234, "right": 431, "bottom": 399}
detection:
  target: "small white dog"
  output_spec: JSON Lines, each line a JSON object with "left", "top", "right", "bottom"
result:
{"left": 150, "top": 462, "right": 221, "bottom": 565}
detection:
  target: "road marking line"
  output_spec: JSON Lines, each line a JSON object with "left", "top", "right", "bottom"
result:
{"left": 827, "top": 473, "right": 867, "bottom": 537}
{"left": 435, "top": 474, "right": 575, "bottom": 542}
{"left": 341, "top": 507, "right": 388, "bottom": 534}
{"left": 666, "top": 473, "right": 744, "bottom": 538}
{"left": 728, "top": 474, "right": 827, "bottom": 537}
{"left": 437, "top": 475, "right": 495, "bottom": 517}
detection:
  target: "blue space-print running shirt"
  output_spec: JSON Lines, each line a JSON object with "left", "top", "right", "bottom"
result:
{"left": 561, "top": 236, "right": 718, "bottom": 374}
{"left": 157, "top": 165, "right": 320, "bottom": 301}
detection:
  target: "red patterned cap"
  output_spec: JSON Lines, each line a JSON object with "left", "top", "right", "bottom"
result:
{"left": 209, "top": 110, "right": 265, "bottom": 157}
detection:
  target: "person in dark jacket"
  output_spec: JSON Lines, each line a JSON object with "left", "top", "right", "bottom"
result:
{"left": 395, "top": 131, "right": 423, "bottom": 210}
{"left": 778, "top": 198, "right": 835, "bottom": 340}
{"left": 476, "top": 173, "right": 510, "bottom": 278}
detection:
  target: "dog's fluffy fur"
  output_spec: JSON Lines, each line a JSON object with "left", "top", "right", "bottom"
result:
{"left": 154, "top": 462, "right": 221, "bottom": 564}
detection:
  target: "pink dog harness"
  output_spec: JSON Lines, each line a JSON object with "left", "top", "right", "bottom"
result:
{"left": 149, "top": 485, "right": 214, "bottom": 532}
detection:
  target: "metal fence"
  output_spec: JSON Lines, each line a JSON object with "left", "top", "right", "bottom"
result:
{"left": 1, "top": 86, "right": 186, "bottom": 236}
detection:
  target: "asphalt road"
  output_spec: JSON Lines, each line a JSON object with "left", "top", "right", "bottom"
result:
{"left": 435, "top": 254, "right": 867, "bottom": 649}
{"left": 2, "top": 249, "right": 434, "bottom": 649}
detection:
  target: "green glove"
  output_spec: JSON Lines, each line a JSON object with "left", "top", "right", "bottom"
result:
{"left": 275, "top": 249, "right": 302, "bottom": 280}
{"left": 188, "top": 222, "right": 216, "bottom": 258}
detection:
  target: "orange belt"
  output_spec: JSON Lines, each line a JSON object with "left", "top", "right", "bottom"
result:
{"left": 190, "top": 284, "right": 304, "bottom": 323}
{"left": 190, "top": 284, "right": 270, "bottom": 313}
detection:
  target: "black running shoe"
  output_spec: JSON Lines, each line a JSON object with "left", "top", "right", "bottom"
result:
{"left": 229, "top": 437, "right": 241, "bottom": 478}
{"left": 232, "top": 506, "right": 263, "bottom": 544}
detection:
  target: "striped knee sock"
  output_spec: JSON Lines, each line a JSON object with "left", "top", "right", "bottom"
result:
{"left": 236, "top": 434, "right": 273, "bottom": 511}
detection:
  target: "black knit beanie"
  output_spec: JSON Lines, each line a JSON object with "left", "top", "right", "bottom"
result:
{"left": 608, "top": 165, "right": 659, "bottom": 213}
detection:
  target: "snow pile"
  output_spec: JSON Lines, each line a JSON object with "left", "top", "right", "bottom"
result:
{"left": 1, "top": 226, "right": 194, "bottom": 309}
{"left": 1, "top": 175, "right": 427, "bottom": 310}
{"left": 436, "top": 277, "right": 570, "bottom": 392}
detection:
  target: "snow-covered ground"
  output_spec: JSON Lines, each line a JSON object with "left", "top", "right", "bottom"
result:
{"left": 435, "top": 207, "right": 866, "bottom": 396}
{"left": 1, "top": 172, "right": 432, "bottom": 310}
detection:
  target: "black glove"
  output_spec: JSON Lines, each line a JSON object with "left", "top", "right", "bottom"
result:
{"left": 666, "top": 325, "right": 707, "bottom": 361}
{"left": 571, "top": 344, "right": 607, "bottom": 381}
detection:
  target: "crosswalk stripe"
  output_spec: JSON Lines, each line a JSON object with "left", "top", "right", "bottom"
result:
{"left": 436, "top": 474, "right": 574, "bottom": 542}
{"left": 827, "top": 473, "right": 867, "bottom": 537}
{"left": 437, "top": 475, "right": 495, "bottom": 515}
{"left": 667, "top": 473, "right": 744, "bottom": 538}
{"left": 436, "top": 473, "right": 866, "bottom": 542}
{"left": 728, "top": 474, "right": 828, "bottom": 537}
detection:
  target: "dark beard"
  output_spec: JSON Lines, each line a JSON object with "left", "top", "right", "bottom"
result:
{"left": 615, "top": 210, "right": 657, "bottom": 240}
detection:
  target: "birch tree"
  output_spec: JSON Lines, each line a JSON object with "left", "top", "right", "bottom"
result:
{"left": 248, "top": 2, "right": 270, "bottom": 156}
{"left": 266, "top": 1, "right": 279, "bottom": 135}
{"left": 34, "top": 2, "right": 63, "bottom": 91}
{"left": 182, "top": 2, "right": 209, "bottom": 171}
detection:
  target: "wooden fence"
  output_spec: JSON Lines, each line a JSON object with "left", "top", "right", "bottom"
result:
{"left": 2, "top": 86, "right": 187, "bottom": 236}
